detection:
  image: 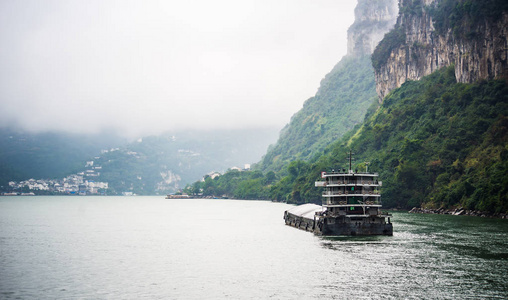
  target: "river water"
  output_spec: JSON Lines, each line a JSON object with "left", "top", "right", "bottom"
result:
{"left": 1, "top": 196, "right": 507, "bottom": 299}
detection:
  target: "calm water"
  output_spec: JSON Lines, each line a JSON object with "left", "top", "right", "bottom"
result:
{"left": 1, "top": 196, "right": 507, "bottom": 299}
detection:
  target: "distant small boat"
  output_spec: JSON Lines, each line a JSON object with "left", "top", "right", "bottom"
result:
{"left": 165, "top": 194, "right": 190, "bottom": 199}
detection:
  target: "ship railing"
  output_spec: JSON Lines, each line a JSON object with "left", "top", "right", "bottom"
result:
{"left": 322, "top": 172, "right": 379, "bottom": 176}
{"left": 322, "top": 191, "right": 380, "bottom": 196}
{"left": 324, "top": 181, "right": 379, "bottom": 186}
{"left": 325, "top": 201, "right": 381, "bottom": 206}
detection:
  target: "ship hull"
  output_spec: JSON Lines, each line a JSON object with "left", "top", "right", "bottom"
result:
{"left": 284, "top": 210, "right": 317, "bottom": 232}
{"left": 284, "top": 209, "right": 393, "bottom": 236}
{"left": 315, "top": 220, "right": 393, "bottom": 236}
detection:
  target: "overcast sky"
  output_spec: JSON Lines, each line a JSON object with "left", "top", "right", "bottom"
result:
{"left": 0, "top": 0, "right": 357, "bottom": 138}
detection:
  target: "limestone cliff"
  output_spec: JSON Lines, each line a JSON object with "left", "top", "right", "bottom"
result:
{"left": 373, "top": 0, "right": 508, "bottom": 101}
{"left": 347, "top": 0, "right": 398, "bottom": 56}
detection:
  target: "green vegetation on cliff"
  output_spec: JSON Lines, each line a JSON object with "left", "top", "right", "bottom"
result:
{"left": 431, "top": 0, "right": 508, "bottom": 37}
{"left": 190, "top": 66, "right": 508, "bottom": 214}
{"left": 257, "top": 55, "right": 378, "bottom": 173}
{"left": 371, "top": 25, "right": 405, "bottom": 72}
{"left": 327, "top": 66, "right": 508, "bottom": 213}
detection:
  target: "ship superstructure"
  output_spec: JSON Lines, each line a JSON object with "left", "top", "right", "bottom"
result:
{"left": 284, "top": 151, "right": 393, "bottom": 236}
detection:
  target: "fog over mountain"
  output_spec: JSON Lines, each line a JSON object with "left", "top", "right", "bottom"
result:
{"left": 0, "top": 0, "right": 356, "bottom": 138}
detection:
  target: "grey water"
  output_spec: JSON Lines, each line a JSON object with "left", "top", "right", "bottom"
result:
{"left": 1, "top": 196, "right": 507, "bottom": 299}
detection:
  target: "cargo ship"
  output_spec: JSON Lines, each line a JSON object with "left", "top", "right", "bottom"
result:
{"left": 284, "top": 152, "right": 393, "bottom": 236}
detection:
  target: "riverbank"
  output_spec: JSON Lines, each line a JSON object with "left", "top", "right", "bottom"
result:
{"left": 409, "top": 207, "right": 508, "bottom": 219}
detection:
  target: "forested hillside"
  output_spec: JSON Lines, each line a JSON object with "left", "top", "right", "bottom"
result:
{"left": 188, "top": 66, "right": 508, "bottom": 214}
{"left": 257, "top": 55, "right": 377, "bottom": 173}
{"left": 256, "top": 0, "right": 398, "bottom": 173}
{"left": 96, "top": 129, "right": 278, "bottom": 195}
{"left": 186, "top": 0, "right": 508, "bottom": 215}
{"left": 0, "top": 129, "right": 126, "bottom": 188}
{"left": 320, "top": 67, "right": 507, "bottom": 212}
{"left": 1, "top": 128, "right": 278, "bottom": 195}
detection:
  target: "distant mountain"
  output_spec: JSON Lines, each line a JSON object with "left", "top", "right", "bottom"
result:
{"left": 0, "top": 128, "right": 127, "bottom": 188}
{"left": 94, "top": 129, "right": 279, "bottom": 195}
{"left": 0, "top": 127, "right": 279, "bottom": 195}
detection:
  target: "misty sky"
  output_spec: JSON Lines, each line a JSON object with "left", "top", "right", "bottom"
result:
{"left": 0, "top": 0, "right": 356, "bottom": 137}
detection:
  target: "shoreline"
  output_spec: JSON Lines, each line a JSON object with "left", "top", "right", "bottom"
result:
{"left": 409, "top": 207, "right": 507, "bottom": 219}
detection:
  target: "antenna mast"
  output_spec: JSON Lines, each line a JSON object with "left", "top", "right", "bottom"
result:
{"left": 348, "top": 150, "right": 354, "bottom": 173}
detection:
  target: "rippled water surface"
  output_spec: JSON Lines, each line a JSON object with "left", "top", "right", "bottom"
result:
{"left": 1, "top": 196, "right": 507, "bottom": 299}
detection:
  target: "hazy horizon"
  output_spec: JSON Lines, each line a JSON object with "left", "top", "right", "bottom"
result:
{"left": 0, "top": 0, "right": 356, "bottom": 138}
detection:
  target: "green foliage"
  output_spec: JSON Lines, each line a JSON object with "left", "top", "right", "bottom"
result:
{"left": 97, "top": 129, "right": 278, "bottom": 195}
{"left": 371, "top": 25, "right": 406, "bottom": 72}
{"left": 181, "top": 1, "right": 508, "bottom": 211}
{"left": 319, "top": 67, "right": 507, "bottom": 213}
{"left": 399, "top": 0, "right": 424, "bottom": 17}
{"left": 0, "top": 128, "right": 278, "bottom": 195}
{"left": 430, "top": 0, "right": 508, "bottom": 37}
{"left": 194, "top": 66, "right": 508, "bottom": 214}
{"left": 186, "top": 158, "right": 324, "bottom": 204}
{"left": 257, "top": 55, "right": 378, "bottom": 173}
{"left": 183, "top": 169, "right": 272, "bottom": 200}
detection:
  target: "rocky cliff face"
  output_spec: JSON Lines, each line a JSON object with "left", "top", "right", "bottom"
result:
{"left": 347, "top": 0, "right": 398, "bottom": 56}
{"left": 374, "top": 0, "right": 508, "bottom": 101}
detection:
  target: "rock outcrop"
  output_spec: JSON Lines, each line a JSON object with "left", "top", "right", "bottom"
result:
{"left": 374, "top": 0, "right": 508, "bottom": 101}
{"left": 347, "top": 0, "right": 398, "bottom": 57}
